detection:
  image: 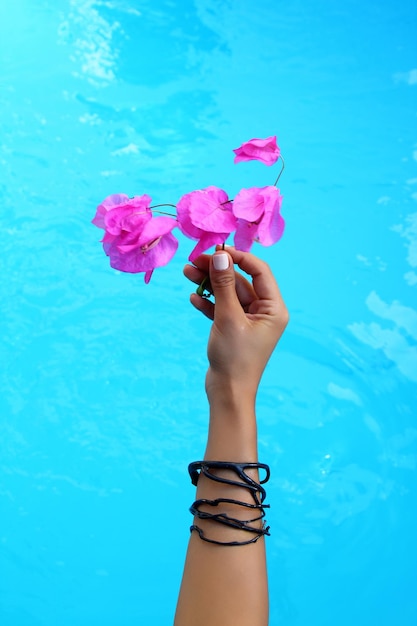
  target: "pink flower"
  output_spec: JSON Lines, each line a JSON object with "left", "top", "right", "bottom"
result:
{"left": 92, "top": 193, "right": 178, "bottom": 282}
{"left": 104, "top": 216, "right": 178, "bottom": 283}
{"left": 92, "top": 193, "right": 152, "bottom": 230}
{"left": 93, "top": 137, "right": 286, "bottom": 282}
{"left": 233, "top": 136, "right": 280, "bottom": 166}
{"left": 177, "top": 186, "right": 237, "bottom": 262}
{"left": 233, "top": 186, "right": 284, "bottom": 252}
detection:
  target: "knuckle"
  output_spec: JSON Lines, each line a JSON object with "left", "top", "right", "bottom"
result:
{"left": 212, "top": 272, "right": 235, "bottom": 289}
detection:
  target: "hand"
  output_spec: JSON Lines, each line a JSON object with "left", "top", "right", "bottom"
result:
{"left": 183, "top": 247, "right": 289, "bottom": 404}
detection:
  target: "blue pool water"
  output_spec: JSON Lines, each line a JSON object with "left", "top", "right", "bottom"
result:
{"left": 1, "top": 1, "right": 416, "bottom": 624}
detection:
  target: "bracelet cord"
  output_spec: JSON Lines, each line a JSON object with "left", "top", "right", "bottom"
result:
{"left": 188, "top": 461, "right": 271, "bottom": 547}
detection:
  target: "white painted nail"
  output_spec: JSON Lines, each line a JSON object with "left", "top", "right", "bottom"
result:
{"left": 213, "top": 252, "right": 229, "bottom": 271}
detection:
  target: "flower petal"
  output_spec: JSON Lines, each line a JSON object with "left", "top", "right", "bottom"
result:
{"left": 234, "top": 220, "right": 257, "bottom": 252}
{"left": 232, "top": 187, "right": 266, "bottom": 221}
{"left": 257, "top": 207, "right": 285, "bottom": 246}
{"left": 188, "top": 231, "right": 228, "bottom": 262}
{"left": 187, "top": 187, "right": 236, "bottom": 234}
{"left": 92, "top": 193, "right": 130, "bottom": 229}
{"left": 233, "top": 136, "right": 280, "bottom": 166}
{"left": 144, "top": 231, "right": 179, "bottom": 268}
{"left": 177, "top": 192, "right": 204, "bottom": 239}
{"left": 94, "top": 194, "right": 152, "bottom": 234}
{"left": 104, "top": 205, "right": 151, "bottom": 236}
{"left": 233, "top": 187, "right": 284, "bottom": 249}
{"left": 107, "top": 231, "right": 178, "bottom": 274}
{"left": 137, "top": 216, "right": 178, "bottom": 247}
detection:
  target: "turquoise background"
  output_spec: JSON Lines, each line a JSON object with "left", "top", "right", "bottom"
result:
{"left": 1, "top": 1, "right": 416, "bottom": 624}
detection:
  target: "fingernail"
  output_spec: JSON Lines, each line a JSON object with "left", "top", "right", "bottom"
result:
{"left": 213, "top": 252, "right": 229, "bottom": 271}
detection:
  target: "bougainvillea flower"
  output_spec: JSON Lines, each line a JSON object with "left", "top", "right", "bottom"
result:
{"left": 92, "top": 193, "right": 178, "bottom": 282}
{"left": 177, "top": 186, "right": 237, "bottom": 261}
{"left": 93, "top": 137, "right": 286, "bottom": 282}
{"left": 233, "top": 186, "right": 284, "bottom": 252}
{"left": 233, "top": 136, "right": 280, "bottom": 166}
{"left": 103, "top": 216, "right": 178, "bottom": 283}
{"left": 92, "top": 193, "right": 152, "bottom": 230}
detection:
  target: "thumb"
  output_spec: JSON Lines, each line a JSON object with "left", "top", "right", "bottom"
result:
{"left": 210, "top": 251, "right": 243, "bottom": 323}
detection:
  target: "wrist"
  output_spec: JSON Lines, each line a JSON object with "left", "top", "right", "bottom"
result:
{"left": 206, "top": 372, "right": 257, "bottom": 417}
{"left": 204, "top": 371, "right": 259, "bottom": 464}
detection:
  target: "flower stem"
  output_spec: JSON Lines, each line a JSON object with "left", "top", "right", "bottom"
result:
{"left": 273, "top": 155, "right": 285, "bottom": 186}
{"left": 149, "top": 203, "right": 177, "bottom": 218}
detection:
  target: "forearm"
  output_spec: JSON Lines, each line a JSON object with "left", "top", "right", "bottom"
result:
{"left": 174, "top": 384, "right": 269, "bottom": 626}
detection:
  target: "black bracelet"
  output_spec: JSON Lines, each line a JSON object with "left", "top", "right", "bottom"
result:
{"left": 188, "top": 461, "right": 271, "bottom": 546}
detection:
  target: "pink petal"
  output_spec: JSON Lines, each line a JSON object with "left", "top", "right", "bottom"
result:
{"left": 232, "top": 187, "right": 266, "bottom": 221}
{"left": 92, "top": 205, "right": 108, "bottom": 229}
{"left": 234, "top": 220, "right": 257, "bottom": 252}
{"left": 107, "top": 231, "right": 178, "bottom": 274}
{"left": 102, "top": 193, "right": 132, "bottom": 209}
{"left": 257, "top": 188, "right": 283, "bottom": 244}
{"left": 102, "top": 231, "right": 117, "bottom": 245}
{"left": 110, "top": 216, "right": 178, "bottom": 271}
{"left": 145, "top": 231, "right": 179, "bottom": 267}
{"left": 188, "top": 231, "right": 228, "bottom": 262}
{"left": 92, "top": 194, "right": 129, "bottom": 228}
{"left": 233, "top": 136, "right": 280, "bottom": 166}
{"left": 257, "top": 209, "right": 285, "bottom": 246}
{"left": 137, "top": 216, "right": 177, "bottom": 247}
{"left": 176, "top": 193, "right": 204, "bottom": 239}
{"left": 104, "top": 205, "right": 151, "bottom": 236}
{"left": 187, "top": 187, "right": 237, "bottom": 234}
{"left": 234, "top": 187, "right": 284, "bottom": 249}
{"left": 93, "top": 193, "right": 152, "bottom": 231}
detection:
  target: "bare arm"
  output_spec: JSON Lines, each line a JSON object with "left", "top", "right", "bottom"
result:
{"left": 174, "top": 247, "right": 289, "bottom": 626}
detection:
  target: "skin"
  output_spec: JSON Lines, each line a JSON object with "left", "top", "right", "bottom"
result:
{"left": 174, "top": 247, "right": 289, "bottom": 626}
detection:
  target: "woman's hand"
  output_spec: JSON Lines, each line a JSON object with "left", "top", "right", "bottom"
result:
{"left": 183, "top": 247, "right": 289, "bottom": 405}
